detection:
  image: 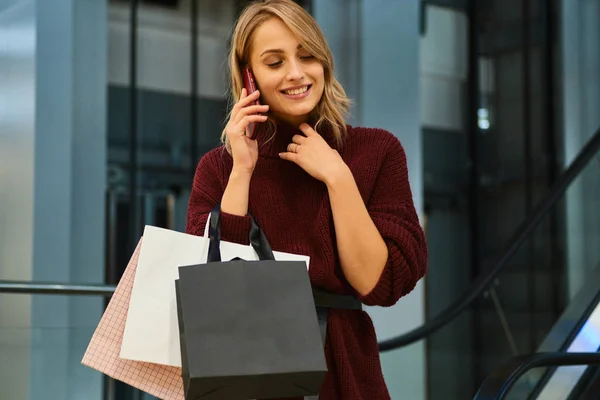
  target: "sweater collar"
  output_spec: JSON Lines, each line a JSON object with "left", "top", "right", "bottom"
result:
{"left": 255, "top": 118, "right": 338, "bottom": 158}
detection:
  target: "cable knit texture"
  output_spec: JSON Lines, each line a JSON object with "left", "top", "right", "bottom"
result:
{"left": 186, "top": 122, "right": 428, "bottom": 400}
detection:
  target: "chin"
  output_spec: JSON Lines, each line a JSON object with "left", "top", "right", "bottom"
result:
{"left": 288, "top": 107, "right": 315, "bottom": 117}
{"left": 287, "top": 102, "right": 319, "bottom": 115}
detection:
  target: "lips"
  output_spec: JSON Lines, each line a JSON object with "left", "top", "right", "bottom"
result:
{"left": 281, "top": 84, "right": 312, "bottom": 96}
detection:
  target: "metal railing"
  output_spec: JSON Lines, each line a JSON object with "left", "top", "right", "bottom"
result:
{"left": 474, "top": 352, "right": 600, "bottom": 400}
{"left": 0, "top": 281, "right": 116, "bottom": 296}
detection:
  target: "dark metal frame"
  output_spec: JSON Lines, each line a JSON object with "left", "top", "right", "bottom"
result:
{"left": 521, "top": 0, "right": 538, "bottom": 356}
{"left": 107, "top": 1, "right": 143, "bottom": 398}
{"left": 473, "top": 352, "right": 600, "bottom": 400}
{"left": 465, "top": 0, "right": 482, "bottom": 388}
{"left": 190, "top": 0, "right": 199, "bottom": 179}
{"left": 128, "top": 0, "right": 139, "bottom": 256}
{"left": 541, "top": 0, "right": 565, "bottom": 322}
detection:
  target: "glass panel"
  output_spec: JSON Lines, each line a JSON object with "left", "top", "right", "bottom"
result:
{"left": 0, "top": 290, "right": 172, "bottom": 400}
{"left": 0, "top": 294, "right": 109, "bottom": 400}
{"left": 536, "top": 307, "right": 600, "bottom": 399}
{"left": 0, "top": 0, "right": 36, "bottom": 283}
{"left": 505, "top": 367, "right": 548, "bottom": 399}
{"left": 106, "top": 0, "right": 232, "bottom": 275}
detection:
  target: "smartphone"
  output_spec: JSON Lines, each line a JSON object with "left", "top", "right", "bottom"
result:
{"left": 242, "top": 67, "right": 260, "bottom": 137}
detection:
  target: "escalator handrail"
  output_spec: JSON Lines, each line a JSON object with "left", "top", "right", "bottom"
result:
{"left": 0, "top": 280, "right": 116, "bottom": 296}
{"left": 473, "top": 352, "right": 600, "bottom": 400}
{"left": 378, "top": 128, "right": 600, "bottom": 351}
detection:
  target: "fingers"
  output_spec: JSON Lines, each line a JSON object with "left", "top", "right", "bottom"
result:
{"left": 230, "top": 88, "right": 246, "bottom": 119}
{"left": 226, "top": 89, "right": 268, "bottom": 139}
{"left": 240, "top": 114, "right": 268, "bottom": 126}
{"left": 299, "top": 123, "right": 316, "bottom": 137}
{"left": 232, "top": 89, "right": 262, "bottom": 117}
{"left": 278, "top": 152, "right": 299, "bottom": 163}
{"left": 291, "top": 134, "right": 307, "bottom": 145}
{"left": 234, "top": 104, "right": 269, "bottom": 125}
{"left": 238, "top": 115, "right": 268, "bottom": 138}
{"left": 225, "top": 115, "right": 267, "bottom": 139}
{"left": 287, "top": 143, "right": 300, "bottom": 153}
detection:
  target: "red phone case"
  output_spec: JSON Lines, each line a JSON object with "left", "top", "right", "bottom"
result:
{"left": 242, "top": 67, "right": 260, "bottom": 104}
{"left": 242, "top": 67, "right": 260, "bottom": 137}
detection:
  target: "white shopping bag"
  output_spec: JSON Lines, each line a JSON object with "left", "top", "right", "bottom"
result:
{"left": 119, "top": 222, "right": 310, "bottom": 367}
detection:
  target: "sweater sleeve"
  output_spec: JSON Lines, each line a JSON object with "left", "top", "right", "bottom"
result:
{"left": 354, "top": 134, "right": 428, "bottom": 307}
{"left": 185, "top": 150, "right": 251, "bottom": 245}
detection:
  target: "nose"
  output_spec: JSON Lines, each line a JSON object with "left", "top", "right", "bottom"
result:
{"left": 285, "top": 59, "right": 304, "bottom": 81}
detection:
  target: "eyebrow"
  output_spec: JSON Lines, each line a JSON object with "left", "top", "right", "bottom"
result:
{"left": 260, "top": 43, "right": 303, "bottom": 57}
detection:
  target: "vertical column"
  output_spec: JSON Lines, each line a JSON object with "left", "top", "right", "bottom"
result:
{"left": 68, "top": 0, "right": 107, "bottom": 397}
{"left": 0, "top": 1, "right": 36, "bottom": 398}
{"left": 30, "top": 0, "right": 107, "bottom": 398}
{"left": 578, "top": 0, "right": 600, "bottom": 287}
{"left": 359, "top": 2, "right": 425, "bottom": 399}
{"left": 312, "top": 0, "right": 362, "bottom": 125}
{"left": 315, "top": 1, "right": 425, "bottom": 398}
{"left": 561, "top": 0, "right": 600, "bottom": 299}
{"left": 30, "top": 1, "right": 73, "bottom": 396}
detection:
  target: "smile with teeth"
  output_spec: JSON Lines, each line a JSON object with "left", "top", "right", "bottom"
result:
{"left": 283, "top": 85, "right": 310, "bottom": 95}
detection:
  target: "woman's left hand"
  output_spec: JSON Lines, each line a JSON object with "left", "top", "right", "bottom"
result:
{"left": 279, "top": 123, "right": 348, "bottom": 185}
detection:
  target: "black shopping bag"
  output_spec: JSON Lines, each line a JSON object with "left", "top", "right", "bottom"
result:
{"left": 175, "top": 205, "right": 327, "bottom": 400}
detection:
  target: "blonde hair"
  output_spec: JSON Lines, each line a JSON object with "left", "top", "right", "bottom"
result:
{"left": 222, "top": 0, "right": 351, "bottom": 149}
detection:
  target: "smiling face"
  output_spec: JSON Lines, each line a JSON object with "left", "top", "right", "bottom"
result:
{"left": 249, "top": 17, "right": 325, "bottom": 127}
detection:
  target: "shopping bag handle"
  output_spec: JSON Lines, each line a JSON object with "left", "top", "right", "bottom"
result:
{"left": 207, "top": 204, "right": 275, "bottom": 262}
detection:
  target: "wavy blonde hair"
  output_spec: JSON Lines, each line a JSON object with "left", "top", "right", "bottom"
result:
{"left": 222, "top": 0, "right": 351, "bottom": 149}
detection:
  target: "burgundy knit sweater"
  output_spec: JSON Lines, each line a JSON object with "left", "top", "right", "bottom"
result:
{"left": 185, "top": 121, "right": 428, "bottom": 400}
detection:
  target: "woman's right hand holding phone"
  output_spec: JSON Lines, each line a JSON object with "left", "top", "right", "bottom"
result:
{"left": 220, "top": 88, "right": 268, "bottom": 217}
{"left": 224, "top": 88, "right": 269, "bottom": 175}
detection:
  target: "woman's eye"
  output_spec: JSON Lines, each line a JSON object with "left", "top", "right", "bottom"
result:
{"left": 300, "top": 55, "right": 315, "bottom": 60}
{"left": 267, "top": 61, "right": 283, "bottom": 68}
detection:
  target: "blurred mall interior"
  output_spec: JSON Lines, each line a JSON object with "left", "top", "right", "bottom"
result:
{"left": 0, "top": 0, "right": 599, "bottom": 399}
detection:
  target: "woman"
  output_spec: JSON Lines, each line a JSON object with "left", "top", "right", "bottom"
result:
{"left": 186, "top": 0, "right": 428, "bottom": 399}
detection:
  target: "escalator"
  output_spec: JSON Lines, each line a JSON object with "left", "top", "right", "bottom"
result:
{"left": 474, "top": 266, "right": 600, "bottom": 399}
{"left": 376, "top": 127, "right": 600, "bottom": 399}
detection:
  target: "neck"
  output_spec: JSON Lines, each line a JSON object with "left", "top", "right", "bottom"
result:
{"left": 255, "top": 116, "right": 339, "bottom": 158}
{"left": 271, "top": 112, "right": 310, "bottom": 128}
